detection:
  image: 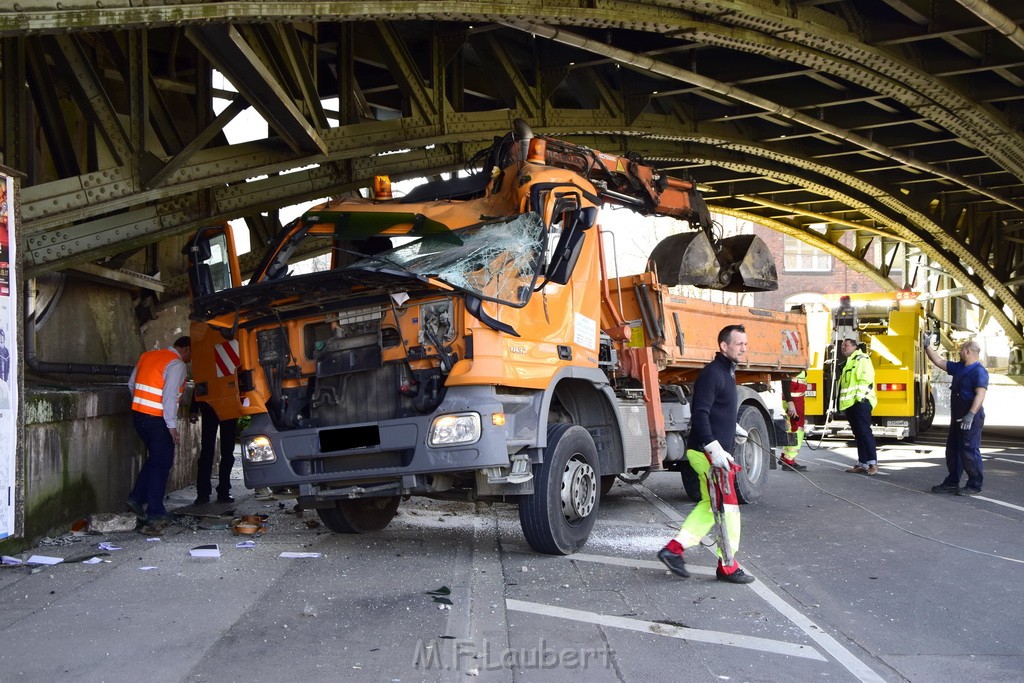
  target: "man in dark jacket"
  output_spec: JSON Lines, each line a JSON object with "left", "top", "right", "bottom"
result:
{"left": 924, "top": 337, "right": 988, "bottom": 496}
{"left": 656, "top": 324, "right": 754, "bottom": 584}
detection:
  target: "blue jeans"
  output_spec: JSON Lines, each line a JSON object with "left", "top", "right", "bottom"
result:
{"left": 944, "top": 412, "right": 985, "bottom": 490}
{"left": 129, "top": 412, "right": 175, "bottom": 519}
{"left": 845, "top": 399, "right": 877, "bottom": 465}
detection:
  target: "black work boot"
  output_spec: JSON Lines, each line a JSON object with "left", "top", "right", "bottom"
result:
{"left": 657, "top": 547, "right": 690, "bottom": 578}
{"left": 780, "top": 458, "right": 807, "bottom": 472}
{"left": 716, "top": 566, "right": 755, "bottom": 584}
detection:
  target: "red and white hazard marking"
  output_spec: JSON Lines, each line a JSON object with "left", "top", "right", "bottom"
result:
{"left": 214, "top": 339, "right": 240, "bottom": 377}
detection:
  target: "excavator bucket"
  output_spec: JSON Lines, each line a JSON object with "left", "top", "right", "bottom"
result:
{"left": 716, "top": 234, "right": 779, "bottom": 292}
{"left": 649, "top": 231, "right": 721, "bottom": 288}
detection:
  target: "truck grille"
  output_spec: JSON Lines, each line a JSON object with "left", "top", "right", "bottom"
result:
{"left": 313, "top": 364, "right": 400, "bottom": 426}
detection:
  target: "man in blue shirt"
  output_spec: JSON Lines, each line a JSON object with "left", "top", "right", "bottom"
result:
{"left": 923, "top": 337, "right": 988, "bottom": 496}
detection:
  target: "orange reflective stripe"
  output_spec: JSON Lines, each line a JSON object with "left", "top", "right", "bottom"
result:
{"left": 132, "top": 348, "right": 180, "bottom": 417}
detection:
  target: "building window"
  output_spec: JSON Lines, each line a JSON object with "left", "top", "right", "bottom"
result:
{"left": 783, "top": 234, "right": 832, "bottom": 272}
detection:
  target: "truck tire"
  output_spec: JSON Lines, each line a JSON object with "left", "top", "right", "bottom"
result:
{"left": 919, "top": 387, "right": 935, "bottom": 433}
{"left": 735, "top": 404, "right": 770, "bottom": 504}
{"left": 680, "top": 467, "right": 702, "bottom": 502}
{"left": 519, "top": 424, "right": 601, "bottom": 555}
{"left": 317, "top": 496, "right": 401, "bottom": 534}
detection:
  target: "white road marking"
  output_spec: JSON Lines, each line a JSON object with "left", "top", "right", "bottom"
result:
{"left": 567, "top": 552, "right": 880, "bottom": 681}
{"left": 630, "top": 481, "right": 687, "bottom": 522}
{"left": 632, "top": 481, "right": 886, "bottom": 682}
{"left": 973, "top": 496, "right": 1024, "bottom": 512}
{"left": 987, "top": 456, "right": 1024, "bottom": 465}
{"left": 572, "top": 552, "right": 715, "bottom": 576}
{"left": 506, "top": 598, "right": 825, "bottom": 661}
{"left": 818, "top": 458, "right": 1024, "bottom": 512}
{"left": 748, "top": 580, "right": 884, "bottom": 682}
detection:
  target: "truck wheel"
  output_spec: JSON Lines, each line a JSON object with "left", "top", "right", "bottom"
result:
{"left": 735, "top": 405, "right": 769, "bottom": 504}
{"left": 519, "top": 424, "right": 600, "bottom": 555}
{"left": 680, "top": 466, "right": 702, "bottom": 502}
{"left": 317, "top": 496, "right": 400, "bottom": 534}
{"left": 919, "top": 388, "right": 935, "bottom": 432}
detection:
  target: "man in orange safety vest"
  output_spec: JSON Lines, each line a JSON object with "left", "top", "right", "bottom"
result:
{"left": 126, "top": 336, "right": 191, "bottom": 532}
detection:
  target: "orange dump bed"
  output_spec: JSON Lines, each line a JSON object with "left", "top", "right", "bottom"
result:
{"left": 608, "top": 275, "right": 808, "bottom": 384}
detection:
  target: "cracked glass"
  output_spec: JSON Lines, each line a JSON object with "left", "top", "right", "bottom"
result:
{"left": 346, "top": 212, "right": 545, "bottom": 305}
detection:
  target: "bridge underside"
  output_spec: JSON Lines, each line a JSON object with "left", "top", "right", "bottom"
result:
{"left": 1, "top": 1, "right": 1022, "bottom": 353}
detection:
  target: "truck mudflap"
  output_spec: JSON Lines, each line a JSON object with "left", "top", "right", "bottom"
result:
{"left": 239, "top": 400, "right": 513, "bottom": 503}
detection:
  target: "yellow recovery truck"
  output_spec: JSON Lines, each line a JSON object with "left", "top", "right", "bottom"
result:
{"left": 804, "top": 292, "right": 935, "bottom": 441}
{"left": 185, "top": 121, "right": 808, "bottom": 554}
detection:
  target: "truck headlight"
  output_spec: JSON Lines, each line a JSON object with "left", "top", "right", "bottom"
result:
{"left": 243, "top": 435, "right": 276, "bottom": 463}
{"left": 428, "top": 413, "right": 481, "bottom": 447}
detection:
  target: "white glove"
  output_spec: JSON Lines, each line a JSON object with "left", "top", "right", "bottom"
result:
{"left": 959, "top": 412, "right": 975, "bottom": 431}
{"left": 705, "top": 440, "right": 735, "bottom": 469}
{"left": 786, "top": 400, "right": 798, "bottom": 418}
{"left": 735, "top": 425, "right": 748, "bottom": 445}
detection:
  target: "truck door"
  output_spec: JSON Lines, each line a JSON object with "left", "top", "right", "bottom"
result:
{"left": 186, "top": 224, "right": 246, "bottom": 420}
{"left": 185, "top": 223, "right": 241, "bottom": 296}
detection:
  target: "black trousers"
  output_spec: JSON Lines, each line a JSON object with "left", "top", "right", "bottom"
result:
{"left": 845, "top": 398, "right": 877, "bottom": 465}
{"left": 195, "top": 401, "right": 238, "bottom": 498}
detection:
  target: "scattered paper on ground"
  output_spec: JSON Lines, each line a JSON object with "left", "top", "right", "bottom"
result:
{"left": 27, "top": 555, "right": 63, "bottom": 565}
{"left": 190, "top": 544, "right": 221, "bottom": 558}
{"left": 279, "top": 552, "right": 321, "bottom": 559}
{"left": 97, "top": 542, "right": 121, "bottom": 551}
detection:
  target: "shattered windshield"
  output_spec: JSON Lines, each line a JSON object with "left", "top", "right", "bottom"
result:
{"left": 345, "top": 212, "right": 545, "bottom": 305}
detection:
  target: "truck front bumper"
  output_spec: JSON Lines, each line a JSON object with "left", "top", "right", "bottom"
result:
{"left": 240, "top": 398, "right": 513, "bottom": 503}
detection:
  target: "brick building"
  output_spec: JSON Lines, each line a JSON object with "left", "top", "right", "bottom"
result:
{"left": 748, "top": 223, "right": 888, "bottom": 312}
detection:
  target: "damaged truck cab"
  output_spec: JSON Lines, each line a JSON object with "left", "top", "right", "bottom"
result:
{"left": 186, "top": 122, "right": 807, "bottom": 554}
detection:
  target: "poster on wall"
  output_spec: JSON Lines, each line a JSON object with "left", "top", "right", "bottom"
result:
{"left": 0, "top": 172, "right": 15, "bottom": 539}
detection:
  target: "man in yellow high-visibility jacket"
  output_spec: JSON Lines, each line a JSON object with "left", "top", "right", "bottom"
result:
{"left": 838, "top": 337, "right": 878, "bottom": 475}
{"left": 126, "top": 336, "right": 191, "bottom": 531}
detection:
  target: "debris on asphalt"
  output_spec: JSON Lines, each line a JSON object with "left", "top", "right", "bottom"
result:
{"left": 88, "top": 513, "right": 137, "bottom": 533}
{"left": 38, "top": 534, "right": 81, "bottom": 547}
{"left": 279, "top": 551, "right": 321, "bottom": 558}
{"left": 63, "top": 552, "right": 111, "bottom": 563}
{"left": 27, "top": 555, "right": 63, "bottom": 565}
{"left": 189, "top": 544, "right": 221, "bottom": 558}
{"left": 427, "top": 586, "right": 453, "bottom": 607}
{"left": 97, "top": 542, "right": 121, "bottom": 551}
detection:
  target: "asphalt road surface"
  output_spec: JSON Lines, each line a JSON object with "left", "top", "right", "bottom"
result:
{"left": 2, "top": 420, "right": 1022, "bottom": 682}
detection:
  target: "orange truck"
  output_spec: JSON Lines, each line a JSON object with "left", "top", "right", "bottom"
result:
{"left": 185, "top": 121, "right": 808, "bottom": 554}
